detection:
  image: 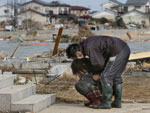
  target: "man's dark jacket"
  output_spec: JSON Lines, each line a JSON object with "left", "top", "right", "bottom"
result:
{"left": 80, "top": 35, "right": 127, "bottom": 74}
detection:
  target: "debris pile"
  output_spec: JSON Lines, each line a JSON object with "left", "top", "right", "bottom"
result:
{"left": 30, "top": 48, "right": 66, "bottom": 59}
{"left": 78, "top": 25, "right": 95, "bottom": 37}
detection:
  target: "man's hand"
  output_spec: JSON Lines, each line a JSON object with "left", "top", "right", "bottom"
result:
{"left": 93, "top": 74, "right": 100, "bottom": 80}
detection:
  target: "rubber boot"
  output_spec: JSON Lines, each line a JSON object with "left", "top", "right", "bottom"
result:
{"left": 85, "top": 92, "right": 101, "bottom": 108}
{"left": 93, "top": 85, "right": 112, "bottom": 109}
{"left": 112, "top": 84, "right": 122, "bottom": 108}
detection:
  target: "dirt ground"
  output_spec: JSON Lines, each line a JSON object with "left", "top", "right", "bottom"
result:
{"left": 36, "top": 74, "right": 150, "bottom": 104}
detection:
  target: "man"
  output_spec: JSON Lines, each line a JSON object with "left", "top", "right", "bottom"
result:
{"left": 71, "top": 58, "right": 102, "bottom": 108}
{"left": 66, "top": 35, "right": 130, "bottom": 109}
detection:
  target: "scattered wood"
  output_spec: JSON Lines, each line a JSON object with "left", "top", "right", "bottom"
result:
{"left": 9, "top": 43, "right": 20, "bottom": 58}
{"left": 20, "top": 43, "right": 55, "bottom": 46}
{"left": 13, "top": 69, "right": 47, "bottom": 74}
{"left": 129, "top": 52, "right": 150, "bottom": 61}
{"left": 127, "top": 32, "right": 132, "bottom": 40}
{"left": 0, "top": 52, "right": 6, "bottom": 59}
{"left": 142, "top": 61, "right": 150, "bottom": 68}
{"left": 52, "top": 27, "right": 63, "bottom": 56}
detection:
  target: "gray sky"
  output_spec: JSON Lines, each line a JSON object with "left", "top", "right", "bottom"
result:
{"left": 0, "top": 0, "right": 127, "bottom": 11}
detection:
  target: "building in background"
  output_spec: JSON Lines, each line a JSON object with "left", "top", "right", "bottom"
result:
{"left": 0, "top": 5, "right": 14, "bottom": 23}
{"left": 92, "top": 9, "right": 117, "bottom": 21}
{"left": 18, "top": 0, "right": 71, "bottom": 26}
{"left": 70, "top": 6, "right": 90, "bottom": 20}
{"left": 92, "top": 0, "right": 150, "bottom": 27}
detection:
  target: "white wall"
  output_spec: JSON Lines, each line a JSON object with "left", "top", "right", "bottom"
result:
{"left": 102, "top": 1, "right": 118, "bottom": 11}
{"left": 128, "top": 5, "right": 147, "bottom": 13}
{"left": 0, "top": 5, "right": 14, "bottom": 22}
{"left": 122, "top": 11, "right": 150, "bottom": 26}
{"left": 18, "top": 11, "right": 49, "bottom": 26}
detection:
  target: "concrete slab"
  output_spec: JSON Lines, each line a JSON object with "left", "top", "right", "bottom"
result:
{"left": 2, "top": 72, "right": 13, "bottom": 75}
{"left": 0, "top": 85, "right": 36, "bottom": 110}
{"left": 0, "top": 84, "right": 36, "bottom": 101}
{"left": 22, "top": 62, "right": 49, "bottom": 69}
{"left": 11, "top": 94, "right": 56, "bottom": 113}
{"left": 40, "top": 103, "right": 150, "bottom": 113}
{"left": 0, "top": 75, "right": 16, "bottom": 89}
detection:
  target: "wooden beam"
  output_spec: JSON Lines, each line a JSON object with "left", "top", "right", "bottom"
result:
{"left": 52, "top": 27, "right": 63, "bottom": 56}
{"left": 9, "top": 43, "right": 20, "bottom": 58}
{"left": 129, "top": 52, "right": 150, "bottom": 61}
{"left": 127, "top": 32, "right": 132, "bottom": 40}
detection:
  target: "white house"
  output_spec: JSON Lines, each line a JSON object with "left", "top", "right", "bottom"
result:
{"left": 92, "top": 9, "right": 117, "bottom": 21}
{"left": 0, "top": 5, "right": 14, "bottom": 22}
{"left": 17, "top": 9, "right": 50, "bottom": 26}
{"left": 121, "top": 0, "right": 150, "bottom": 26}
{"left": 98, "top": 0, "right": 150, "bottom": 27}
{"left": 125, "top": 0, "right": 150, "bottom": 13}
{"left": 19, "top": 0, "right": 70, "bottom": 15}
{"left": 101, "top": 0, "right": 123, "bottom": 12}
{"left": 18, "top": 0, "right": 70, "bottom": 25}
{"left": 122, "top": 9, "right": 150, "bottom": 26}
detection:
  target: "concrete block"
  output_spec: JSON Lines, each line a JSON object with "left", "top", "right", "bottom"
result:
{"left": 22, "top": 62, "right": 49, "bottom": 69}
{"left": 0, "top": 75, "right": 16, "bottom": 89}
{"left": 12, "top": 63, "right": 21, "bottom": 69}
{"left": 3, "top": 72, "right": 13, "bottom": 75}
{"left": 0, "top": 85, "right": 36, "bottom": 110}
{"left": 11, "top": 94, "right": 56, "bottom": 113}
{"left": 0, "top": 94, "right": 11, "bottom": 111}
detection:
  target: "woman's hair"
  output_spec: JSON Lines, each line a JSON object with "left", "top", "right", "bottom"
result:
{"left": 66, "top": 43, "right": 81, "bottom": 58}
{"left": 71, "top": 58, "right": 92, "bottom": 75}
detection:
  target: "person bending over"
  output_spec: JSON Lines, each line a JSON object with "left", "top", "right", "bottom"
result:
{"left": 66, "top": 35, "right": 130, "bottom": 109}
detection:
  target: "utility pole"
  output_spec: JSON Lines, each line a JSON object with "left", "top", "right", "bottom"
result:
{"left": 14, "top": 0, "right": 18, "bottom": 28}
{"left": 7, "top": 0, "right": 18, "bottom": 28}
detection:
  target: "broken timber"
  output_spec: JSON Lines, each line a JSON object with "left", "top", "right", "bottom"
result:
{"left": 129, "top": 52, "right": 150, "bottom": 61}
{"left": 9, "top": 43, "right": 20, "bottom": 58}
{"left": 52, "top": 27, "right": 63, "bottom": 56}
{"left": 13, "top": 69, "right": 47, "bottom": 74}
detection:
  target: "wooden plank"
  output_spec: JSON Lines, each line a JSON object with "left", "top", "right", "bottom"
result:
{"left": 13, "top": 69, "right": 47, "bottom": 74}
{"left": 127, "top": 32, "right": 132, "bottom": 39}
{"left": 20, "top": 43, "right": 55, "bottom": 46}
{"left": 0, "top": 52, "right": 6, "bottom": 59}
{"left": 52, "top": 27, "right": 63, "bottom": 56}
{"left": 129, "top": 52, "right": 150, "bottom": 60}
{"left": 9, "top": 43, "right": 20, "bottom": 58}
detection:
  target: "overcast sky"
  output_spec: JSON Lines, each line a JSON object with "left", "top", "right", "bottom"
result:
{"left": 0, "top": 0, "right": 127, "bottom": 11}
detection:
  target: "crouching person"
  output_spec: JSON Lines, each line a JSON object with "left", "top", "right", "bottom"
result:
{"left": 71, "top": 58, "right": 102, "bottom": 108}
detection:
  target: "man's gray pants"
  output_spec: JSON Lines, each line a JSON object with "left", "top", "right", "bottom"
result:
{"left": 101, "top": 45, "right": 130, "bottom": 86}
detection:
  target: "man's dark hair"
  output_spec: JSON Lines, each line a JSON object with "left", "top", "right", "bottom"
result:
{"left": 71, "top": 58, "right": 92, "bottom": 75}
{"left": 66, "top": 43, "right": 81, "bottom": 58}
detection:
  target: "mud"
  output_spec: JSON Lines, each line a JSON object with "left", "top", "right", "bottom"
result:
{"left": 36, "top": 74, "right": 150, "bottom": 104}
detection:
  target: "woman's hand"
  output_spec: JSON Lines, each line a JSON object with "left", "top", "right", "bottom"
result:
{"left": 77, "top": 71, "right": 83, "bottom": 78}
{"left": 93, "top": 74, "right": 100, "bottom": 80}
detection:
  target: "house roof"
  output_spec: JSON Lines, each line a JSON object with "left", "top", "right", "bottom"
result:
{"left": 49, "top": 1, "right": 70, "bottom": 7}
{"left": 70, "top": 6, "right": 90, "bottom": 10}
{"left": 109, "top": 0, "right": 123, "bottom": 5}
{"left": 126, "top": 0, "right": 150, "bottom": 5}
{"left": 27, "top": 0, "right": 48, "bottom": 6}
{"left": 23, "top": 0, "right": 70, "bottom": 7}
{"left": 18, "top": 8, "right": 48, "bottom": 17}
{"left": 92, "top": 9, "right": 117, "bottom": 19}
